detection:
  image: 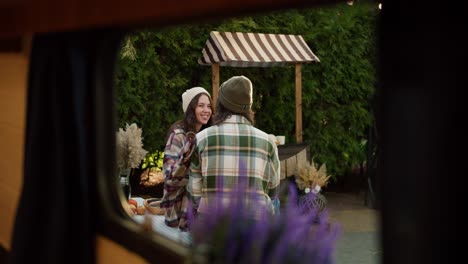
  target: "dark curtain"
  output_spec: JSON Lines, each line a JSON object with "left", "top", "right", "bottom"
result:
{"left": 9, "top": 30, "right": 120, "bottom": 264}
{"left": 377, "top": 1, "right": 460, "bottom": 264}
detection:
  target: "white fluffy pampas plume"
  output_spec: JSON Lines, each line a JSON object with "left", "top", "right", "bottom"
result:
{"left": 116, "top": 123, "right": 148, "bottom": 169}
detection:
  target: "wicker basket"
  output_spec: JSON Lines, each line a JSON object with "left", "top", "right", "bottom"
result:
{"left": 299, "top": 192, "right": 327, "bottom": 212}
{"left": 143, "top": 198, "right": 165, "bottom": 215}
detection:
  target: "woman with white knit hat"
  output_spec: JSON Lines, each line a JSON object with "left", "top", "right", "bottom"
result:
{"left": 160, "top": 86, "right": 213, "bottom": 231}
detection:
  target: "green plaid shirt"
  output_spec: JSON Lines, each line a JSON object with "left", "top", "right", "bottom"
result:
{"left": 188, "top": 115, "right": 280, "bottom": 214}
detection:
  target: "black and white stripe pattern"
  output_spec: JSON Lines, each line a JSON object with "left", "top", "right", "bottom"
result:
{"left": 198, "top": 31, "right": 320, "bottom": 67}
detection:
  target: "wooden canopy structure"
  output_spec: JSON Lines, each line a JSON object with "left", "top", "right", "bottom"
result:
{"left": 198, "top": 31, "right": 320, "bottom": 143}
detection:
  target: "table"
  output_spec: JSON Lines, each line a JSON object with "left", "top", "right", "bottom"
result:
{"left": 130, "top": 197, "right": 192, "bottom": 245}
{"left": 277, "top": 143, "right": 309, "bottom": 179}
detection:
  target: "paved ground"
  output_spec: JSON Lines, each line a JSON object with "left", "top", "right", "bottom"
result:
{"left": 325, "top": 192, "right": 382, "bottom": 264}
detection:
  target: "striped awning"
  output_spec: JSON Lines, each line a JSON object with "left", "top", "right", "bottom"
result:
{"left": 198, "top": 31, "right": 320, "bottom": 67}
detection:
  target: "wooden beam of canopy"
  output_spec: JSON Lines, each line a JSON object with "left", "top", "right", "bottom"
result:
{"left": 199, "top": 31, "right": 320, "bottom": 143}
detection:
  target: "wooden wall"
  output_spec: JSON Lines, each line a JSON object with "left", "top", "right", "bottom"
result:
{"left": 0, "top": 52, "right": 28, "bottom": 251}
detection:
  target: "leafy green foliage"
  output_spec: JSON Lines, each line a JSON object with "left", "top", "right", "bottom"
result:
{"left": 114, "top": 2, "right": 379, "bottom": 179}
{"left": 141, "top": 150, "right": 164, "bottom": 170}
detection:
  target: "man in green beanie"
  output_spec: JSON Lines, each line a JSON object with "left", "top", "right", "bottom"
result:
{"left": 187, "top": 75, "right": 280, "bottom": 216}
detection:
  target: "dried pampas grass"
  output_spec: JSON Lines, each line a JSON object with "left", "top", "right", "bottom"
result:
{"left": 116, "top": 123, "right": 148, "bottom": 169}
{"left": 294, "top": 159, "right": 331, "bottom": 191}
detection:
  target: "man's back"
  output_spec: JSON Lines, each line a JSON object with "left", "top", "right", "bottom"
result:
{"left": 189, "top": 115, "right": 280, "bottom": 213}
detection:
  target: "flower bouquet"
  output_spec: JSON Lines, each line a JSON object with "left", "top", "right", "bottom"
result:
{"left": 116, "top": 123, "right": 148, "bottom": 199}
{"left": 294, "top": 159, "right": 332, "bottom": 212}
{"left": 116, "top": 123, "right": 148, "bottom": 170}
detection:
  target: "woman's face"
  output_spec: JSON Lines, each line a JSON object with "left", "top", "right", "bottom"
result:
{"left": 194, "top": 94, "right": 212, "bottom": 127}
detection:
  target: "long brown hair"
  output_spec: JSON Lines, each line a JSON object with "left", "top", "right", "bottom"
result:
{"left": 213, "top": 100, "right": 255, "bottom": 125}
{"left": 166, "top": 93, "right": 214, "bottom": 140}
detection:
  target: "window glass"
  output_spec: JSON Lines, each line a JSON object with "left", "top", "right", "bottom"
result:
{"left": 113, "top": 3, "right": 381, "bottom": 263}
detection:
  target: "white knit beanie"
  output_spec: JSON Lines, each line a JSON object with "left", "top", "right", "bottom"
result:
{"left": 182, "top": 87, "right": 211, "bottom": 113}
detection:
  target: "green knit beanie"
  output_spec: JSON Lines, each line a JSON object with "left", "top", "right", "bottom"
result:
{"left": 218, "top": 75, "right": 253, "bottom": 113}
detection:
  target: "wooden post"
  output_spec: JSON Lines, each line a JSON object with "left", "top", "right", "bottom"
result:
{"left": 295, "top": 63, "right": 302, "bottom": 143}
{"left": 211, "top": 63, "right": 219, "bottom": 108}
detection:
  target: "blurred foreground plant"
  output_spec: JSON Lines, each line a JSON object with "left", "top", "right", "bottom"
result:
{"left": 186, "top": 184, "right": 341, "bottom": 264}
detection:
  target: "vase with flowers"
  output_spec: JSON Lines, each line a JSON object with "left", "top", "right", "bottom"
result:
{"left": 116, "top": 123, "right": 148, "bottom": 200}
{"left": 294, "top": 159, "right": 332, "bottom": 212}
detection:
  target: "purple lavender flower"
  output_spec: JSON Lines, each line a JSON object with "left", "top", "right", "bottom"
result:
{"left": 187, "top": 183, "right": 341, "bottom": 264}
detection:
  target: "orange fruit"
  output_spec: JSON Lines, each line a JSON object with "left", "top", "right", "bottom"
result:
{"left": 128, "top": 199, "right": 138, "bottom": 208}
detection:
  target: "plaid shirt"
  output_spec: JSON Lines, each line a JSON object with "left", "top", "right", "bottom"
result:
{"left": 160, "top": 127, "right": 190, "bottom": 231}
{"left": 188, "top": 115, "right": 280, "bottom": 214}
